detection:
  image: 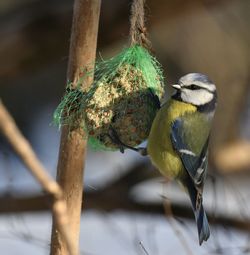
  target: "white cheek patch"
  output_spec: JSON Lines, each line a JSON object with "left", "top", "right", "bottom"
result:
{"left": 181, "top": 89, "right": 214, "bottom": 105}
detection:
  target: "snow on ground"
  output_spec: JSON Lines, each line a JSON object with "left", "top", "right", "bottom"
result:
{"left": 0, "top": 106, "right": 250, "bottom": 254}
{"left": 0, "top": 211, "right": 249, "bottom": 255}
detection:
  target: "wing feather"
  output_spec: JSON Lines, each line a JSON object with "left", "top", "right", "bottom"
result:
{"left": 171, "top": 118, "right": 209, "bottom": 188}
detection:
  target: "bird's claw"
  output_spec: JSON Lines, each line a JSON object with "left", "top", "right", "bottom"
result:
{"left": 107, "top": 127, "right": 147, "bottom": 156}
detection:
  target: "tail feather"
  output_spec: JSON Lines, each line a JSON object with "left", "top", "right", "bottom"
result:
{"left": 195, "top": 204, "right": 210, "bottom": 245}
{"left": 185, "top": 176, "right": 210, "bottom": 245}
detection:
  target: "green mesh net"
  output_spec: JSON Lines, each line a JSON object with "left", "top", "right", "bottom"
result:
{"left": 54, "top": 86, "right": 84, "bottom": 129}
{"left": 53, "top": 44, "right": 165, "bottom": 150}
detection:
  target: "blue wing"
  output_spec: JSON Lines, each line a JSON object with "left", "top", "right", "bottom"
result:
{"left": 170, "top": 118, "right": 209, "bottom": 188}
{"left": 171, "top": 118, "right": 210, "bottom": 244}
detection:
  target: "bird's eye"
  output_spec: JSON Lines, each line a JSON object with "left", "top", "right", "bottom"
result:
{"left": 189, "top": 84, "right": 200, "bottom": 90}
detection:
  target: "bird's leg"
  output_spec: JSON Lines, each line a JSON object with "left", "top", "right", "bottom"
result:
{"left": 107, "top": 127, "right": 147, "bottom": 156}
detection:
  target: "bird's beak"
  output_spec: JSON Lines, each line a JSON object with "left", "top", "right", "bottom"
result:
{"left": 172, "top": 84, "right": 181, "bottom": 90}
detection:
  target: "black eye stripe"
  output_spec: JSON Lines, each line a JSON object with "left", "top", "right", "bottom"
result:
{"left": 184, "top": 84, "right": 215, "bottom": 93}
{"left": 184, "top": 84, "right": 200, "bottom": 90}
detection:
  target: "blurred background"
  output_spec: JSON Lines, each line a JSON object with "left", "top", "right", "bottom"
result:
{"left": 1, "top": 0, "right": 250, "bottom": 254}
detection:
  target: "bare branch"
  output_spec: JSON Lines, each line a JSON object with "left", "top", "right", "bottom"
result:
{"left": 0, "top": 100, "right": 76, "bottom": 255}
{"left": 50, "top": 1, "right": 101, "bottom": 255}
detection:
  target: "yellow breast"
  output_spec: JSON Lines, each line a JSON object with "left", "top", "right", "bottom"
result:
{"left": 147, "top": 99, "right": 196, "bottom": 179}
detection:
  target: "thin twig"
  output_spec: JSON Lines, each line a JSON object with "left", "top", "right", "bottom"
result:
{"left": 0, "top": 100, "right": 76, "bottom": 255}
{"left": 139, "top": 241, "right": 150, "bottom": 255}
{"left": 163, "top": 195, "right": 195, "bottom": 255}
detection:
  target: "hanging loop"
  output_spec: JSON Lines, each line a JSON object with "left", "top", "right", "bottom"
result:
{"left": 130, "top": 0, "right": 152, "bottom": 51}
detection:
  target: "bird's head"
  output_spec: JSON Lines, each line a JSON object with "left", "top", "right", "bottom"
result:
{"left": 172, "top": 73, "right": 217, "bottom": 110}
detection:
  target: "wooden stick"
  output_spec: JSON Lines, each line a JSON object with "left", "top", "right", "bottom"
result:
{"left": 0, "top": 100, "right": 75, "bottom": 255}
{"left": 50, "top": 0, "right": 101, "bottom": 255}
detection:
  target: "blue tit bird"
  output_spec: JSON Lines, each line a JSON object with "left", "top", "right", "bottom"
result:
{"left": 147, "top": 73, "right": 217, "bottom": 245}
